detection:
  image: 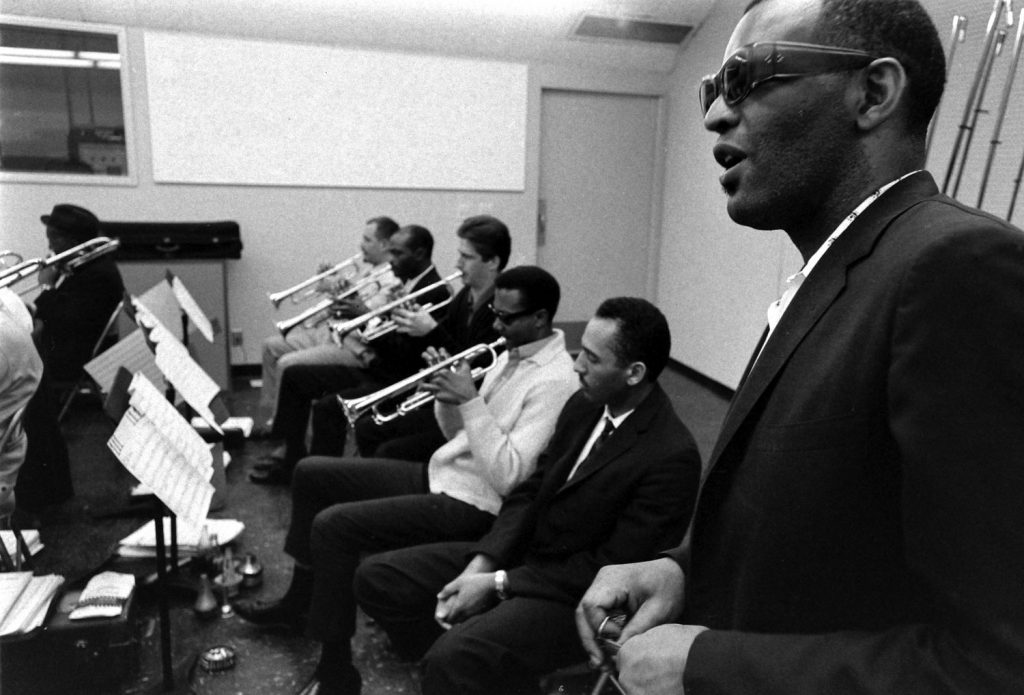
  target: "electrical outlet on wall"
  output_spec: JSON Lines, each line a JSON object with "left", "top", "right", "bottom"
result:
{"left": 230, "top": 330, "right": 244, "bottom": 347}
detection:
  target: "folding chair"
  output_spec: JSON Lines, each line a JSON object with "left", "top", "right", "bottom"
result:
{"left": 57, "top": 299, "right": 125, "bottom": 422}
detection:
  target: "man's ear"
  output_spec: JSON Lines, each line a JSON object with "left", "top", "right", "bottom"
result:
{"left": 855, "top": 57, "right": 907, "bottom": 131}
{"left": 626, "top": 361, "right": 647, "bottom": 386}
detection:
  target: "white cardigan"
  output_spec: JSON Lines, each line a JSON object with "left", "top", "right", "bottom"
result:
{"left": 427, "top": 330, "right": 578, "bottom": 515}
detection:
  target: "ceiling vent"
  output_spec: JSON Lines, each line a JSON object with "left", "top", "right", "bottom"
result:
{"left": 572, "top": 14, "right": 693, "bottom": 44}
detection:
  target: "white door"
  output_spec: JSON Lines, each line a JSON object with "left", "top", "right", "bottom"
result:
{"left": 538, "top": 89, "right": 661, "bottom": 343}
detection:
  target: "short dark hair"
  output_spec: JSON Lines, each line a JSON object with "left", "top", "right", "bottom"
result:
{"left": 367, "top": 216, "right": 399, "bottom": 240}
{"left": 494, "top": 265, "right": 560, "bottom": 322}
{"left": 743, "top": 0, "right": 945, "bottom": 136}
{"left": 398, "top": 224, "right": 434, "bottom": 257}
{"left": 595, "top": 297, "right": 671, "bottom": 382}
{"left": 457, "top": 215, "right": 512, "bottom": 270}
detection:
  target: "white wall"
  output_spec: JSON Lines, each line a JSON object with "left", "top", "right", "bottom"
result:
{"left": 659, "top": 0, "right": 796, "bottom": 389}
{"left": 0, "top": 25, "right": 667, "bottom": 367}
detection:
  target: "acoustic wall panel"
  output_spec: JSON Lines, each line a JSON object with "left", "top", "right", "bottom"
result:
{"left": 144, "top": 31, "right": 527, "bottom": 190}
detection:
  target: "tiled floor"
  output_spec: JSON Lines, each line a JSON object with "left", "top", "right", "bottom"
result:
{"left": 2, "top": 366, "right": 729, "bottom": 695}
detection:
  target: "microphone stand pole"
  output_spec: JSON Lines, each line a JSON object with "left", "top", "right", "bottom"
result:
{"left": 979, "top": 6, "right": 1024, "bottom": 208}
{"left": 943, "top": 0, "right": 1010, "bottom": 195}
{"left": 926, "top": 14, "right": 968, "bottom": 160}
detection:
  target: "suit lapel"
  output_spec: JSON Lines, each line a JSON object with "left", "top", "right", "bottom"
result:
{"left": 705, "top": 172, "right": 939, "bottom": 471}
{"left": 558, "top": 386, "right": 665, "bottom": 492}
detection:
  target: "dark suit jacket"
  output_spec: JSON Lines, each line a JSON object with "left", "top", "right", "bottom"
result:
{"left": 474, "top": 385, "right": 701, "bottom": 605}
{"left": 368, "top": 266, "right": 451, "bottom": 382}
{"left": 425, "top": 285, "right": 498, "bottom": 358}
{"left": 33, "top": 255, "right": 124, "bottom": 381}
{"left": 673, "top": 172, "right": 1024, "bottom": 694}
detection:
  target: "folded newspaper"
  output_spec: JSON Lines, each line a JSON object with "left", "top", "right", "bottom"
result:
{"left": 116, "top": 518, "right": 244, "bottom": 558}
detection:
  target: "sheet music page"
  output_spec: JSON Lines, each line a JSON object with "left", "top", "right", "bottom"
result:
{"left": 0, "top": 574, "right": 63, "bottom": 637}
{"left": 0, "top": 572, "right": 31, "bottom": 632}
{"left": 170, "top": 275, "right": 215, "bottom": 342}
{"left": 147, "top": 322, "right": 222, "bottom": 432}
{"left": 138, "top": 280, "right": 184, "bottom": 340}
{"left": 107, "top": 406, "right": 214, "bottom": 526}
{"left": 0, "top": 530, "right": 42, "bottom": 557}
{"left": 128, "top": 373, "right": 212, "bottom": 479}
{"left": 85, "top": 329, "right": 165, "bottom": 394}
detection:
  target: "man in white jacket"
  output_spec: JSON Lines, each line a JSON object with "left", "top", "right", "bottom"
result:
{"left": 0, "top": 289, "right": 43, "bottom": 519}
{"left": 236, "top": 265, "right": 577, "bottom": 695}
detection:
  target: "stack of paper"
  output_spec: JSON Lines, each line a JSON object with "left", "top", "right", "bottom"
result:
{"left": 0, "top": 572, "right": 64, "bottom": 637}
{"left": 116, "top": 518, "right": 244, "bottom": 558}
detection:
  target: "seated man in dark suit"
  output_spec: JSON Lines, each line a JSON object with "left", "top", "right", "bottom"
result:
{"left": 252, "top": 224, "right": 451, "bottom": 484}
{"left": 352, "top": 214, "right": 509, "bottom": 462}
{"left": 354, "top": 297, "right": 702, "bottom": 695}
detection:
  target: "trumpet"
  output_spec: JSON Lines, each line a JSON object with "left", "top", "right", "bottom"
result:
{"left": 274, "top": 265, "right": 397, "bottom": 337}
{"left": 0, "top": 237, "right": 120, "bottom": 292}
{"left": 268, "top": 254, "right": 362, "bottom": 308}
{"left": 329, "top": 271, "right": 460, "bottom": 342}
{"left": 338, "top": 337, "right": 507, "bottom": 426}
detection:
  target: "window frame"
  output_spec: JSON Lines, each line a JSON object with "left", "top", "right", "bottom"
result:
{"left": 0, "top": 14, "right": 137, "bottom": 186}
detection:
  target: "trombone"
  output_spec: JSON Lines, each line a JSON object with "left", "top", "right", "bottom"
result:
{"left": 338, "top": 337, "right": 507, "bottom": 426}
{"left": 0, "top": 237, "right": 120, "bottom": 292}
{"left": 1, "top": 251, "right": 23, "bottom": 270}
{"left": 268, "top": 254, "right": 362, "bottom": 308}
{"left": 274, "top": 265, "right": 397, "bottom": 337}
{"left": 329, "top": 271, "right": 460, "bottom": 342}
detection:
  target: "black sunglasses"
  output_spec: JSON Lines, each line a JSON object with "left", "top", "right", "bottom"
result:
{"left": 489, "top": 304, "right": 536, "bottom": 325}
{"left": 698, "top": 41, "right": 876, "bottom": 115}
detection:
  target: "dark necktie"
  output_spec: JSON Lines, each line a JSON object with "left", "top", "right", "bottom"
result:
{"left": 569, "top": 418, "right": 616, "bottom": 480}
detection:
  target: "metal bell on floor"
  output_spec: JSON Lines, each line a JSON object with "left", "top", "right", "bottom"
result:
{"left": 194, "top": 573, "right": 219, "bottom": 620}
{"left": 239, "top": 553, "right": 263, "bottom": 589}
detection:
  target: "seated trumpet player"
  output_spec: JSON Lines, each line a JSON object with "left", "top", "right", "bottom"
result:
{"left": 259, "top": 216, "right": 399, "bottom": 432}
{"left": 354, "top": 298, "right": 702, "bottom": 695}
{"left": 21, "top": 204, "right": 123, "bottom": 511}
{"left": 344, "top": 214, "right": 510, "bottom": 463}
{"left": 234, "top": 266, "right": 579, "bottom": 695}
{"left": 30, "top": 204, "right": 124, "bottom": 382}
{"left": 251, "top": 224, "right": 451, "bottom": 484}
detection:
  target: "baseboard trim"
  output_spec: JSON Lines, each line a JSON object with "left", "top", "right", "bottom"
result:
{"left": 666, "top": 358, "right": 735, "bottom": 400}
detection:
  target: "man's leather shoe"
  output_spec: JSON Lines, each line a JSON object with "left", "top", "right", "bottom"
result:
{"left": 297, "top": 667, "right": 361, "bottom": 695}
{"left": 248, "top": 463, "right": 292, "bottom": 485}
{"left": 252, "top": 454, "right": 285, "bottom": 472}
{"left": 234, "top": 597, "right": 305, "bottom": 633}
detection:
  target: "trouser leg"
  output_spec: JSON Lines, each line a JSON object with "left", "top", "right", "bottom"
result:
{"left": 355, "top": 407, "right": 445, "bottom": 461}
{"left": 271, "top": 362, "right": 363, "bottom": 468}
{"left": 306, "top": 493, "right": 495, "bottom": 644}
{"left": 284, "top": 456, "right": 427, "bottom": 565}
{"left": 355, "top": 541, "right": 473, "bottom": 660}
{"left": 422, "top": 598, "right": 585, "bottom": 695}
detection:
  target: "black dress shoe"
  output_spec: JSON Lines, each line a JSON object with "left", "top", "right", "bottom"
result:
{"left": 248, "top": 463, "right": 292, "bottom": 485}
{"left": 297, "top": 666, "right": 361, "bottom": 695}
{"left": 252, "top": 454, "right": 285, "bottom": 472}
{"left": 234, "top": 596, "right": 305, "bottom": 633}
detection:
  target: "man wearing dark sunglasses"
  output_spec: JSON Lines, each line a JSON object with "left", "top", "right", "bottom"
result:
{"left": 236, "top": 265, "right": 577, "bottom": 695}
{"left": 577, "top": 1, "right": 1024, "bottom": 694}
